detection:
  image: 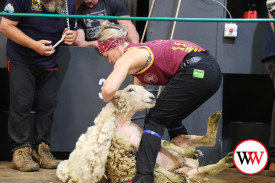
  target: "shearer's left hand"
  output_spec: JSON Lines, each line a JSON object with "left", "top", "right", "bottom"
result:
{"left": 63, "top": 28, "right": 77, "bottom": 45}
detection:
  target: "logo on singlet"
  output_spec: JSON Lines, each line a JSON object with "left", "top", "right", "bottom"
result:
{"left": 32, "top": 0, "right": 43, "bottom": 11}
{"left": 144, "top": 73, "right": 158, "bottom": 84}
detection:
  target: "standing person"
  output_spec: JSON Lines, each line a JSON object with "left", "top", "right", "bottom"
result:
{"left": 0, "top": 0, "right": 77, "bottom": 172}
{"left": 98, "top": 21, "right": 222, "bottom": 183}
{"left": 74, "top": 0, "right": 139, "bottom": 47}
{"left": 262, "top": 3, "right": 275, "bottom": 172}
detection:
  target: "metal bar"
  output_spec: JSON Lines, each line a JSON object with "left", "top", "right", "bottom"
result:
{"left": 1, "top": 13, "right": 275, "bottom": 22}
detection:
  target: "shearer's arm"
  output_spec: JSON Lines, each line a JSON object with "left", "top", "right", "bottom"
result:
{"left": 102, "top": 48, "right": 149, "bottom": 102}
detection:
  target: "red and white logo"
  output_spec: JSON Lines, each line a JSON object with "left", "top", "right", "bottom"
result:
{"left": 233, "top": 139, "right": 268, "bottom": 175}
{"left": 144, "top": 73, "right": 158, "bottom": 84}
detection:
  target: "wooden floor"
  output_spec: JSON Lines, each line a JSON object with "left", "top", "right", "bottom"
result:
{"left": 0, "top": 161, "right": 61, "bottom": 183}
{"left": 1, "top": 161, "right": 275, "bottom": 183}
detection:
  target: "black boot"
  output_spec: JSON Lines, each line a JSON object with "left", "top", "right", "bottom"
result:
{"left": 135, "top": 132, "right": 160, "bottom": 182}
{"left": 168, "top": 125, "right": 188, "bottom": 140}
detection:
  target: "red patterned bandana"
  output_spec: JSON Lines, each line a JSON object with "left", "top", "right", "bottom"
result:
{"left": 98, "top": 38, "right": 128, "bottom": 53}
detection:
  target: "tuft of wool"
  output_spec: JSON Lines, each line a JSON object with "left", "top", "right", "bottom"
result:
{"left": 105, "top": 132, "right": 137, "bottom": 183}
{"left": 56, "top": 103, "right": 117, "bottom": 183}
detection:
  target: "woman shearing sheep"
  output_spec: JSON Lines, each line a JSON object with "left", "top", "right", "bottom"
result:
{"left": 98, "top": 21, "right": 222, "bottom": 183}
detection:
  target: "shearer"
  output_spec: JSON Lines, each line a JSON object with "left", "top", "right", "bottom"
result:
{"left": 97, "top": 21, "right": 222, "bottom": 183}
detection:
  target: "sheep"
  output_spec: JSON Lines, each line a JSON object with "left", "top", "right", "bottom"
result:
{"left": 105, "top": 110, "right": 233, "bottom": 183}
{"left": 56, "top": 85, "right": 156, "bottom": 183}
{"left": 56, "top": 84, "right": 233, "bottom": 183}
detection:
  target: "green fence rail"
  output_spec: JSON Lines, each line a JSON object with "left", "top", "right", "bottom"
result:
{"left": 1, "top": 12, "right": 275, "bottom": 22}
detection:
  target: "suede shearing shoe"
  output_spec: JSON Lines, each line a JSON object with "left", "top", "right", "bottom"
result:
{"left": 32, "top": 142, "right": 60, "bottom": 169}
{"left": 12, "top": 147, "right": 40, "bottom": 172}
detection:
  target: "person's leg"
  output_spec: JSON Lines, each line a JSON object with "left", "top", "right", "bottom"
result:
{"left": 8, "top": 63, "right": 40, "bottom": 171}
{"left": 167, "top": 117, "right": 188, "bottom": 140}
{"left": 32, "top": 70, "right": 58, "bottom": 148}
{"left": 8, "top": 63, "right": 36, "bottom": 151}
{"left": 154, "top": 52, "right": 222, "bottom": 140}
{"left": 31, "top": 70, "right": 59, "bottom": 169}
{"left": 133, "top": 52, "right": 222, "bottom": 182}
{"left": 263, "top": 58, "right": 275, "bottom": 172}
{"left": 135, "top": 120, "right": 164, "bottom": 182}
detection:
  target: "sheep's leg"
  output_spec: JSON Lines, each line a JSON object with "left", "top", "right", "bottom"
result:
{"left": 171, "top": 111, "right": 222, "bottom": 149}
{"left": 154, "top": 164, "right": 187, "bottom": 183}
{"left": 175, "top": 152, "right": 234, "bottom": 177}
{"left": 161, "top": 140, "right": 203, "bottom": 159}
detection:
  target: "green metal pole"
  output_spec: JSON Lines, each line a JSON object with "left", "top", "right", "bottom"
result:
{"left": 1, "top": 12, "right": 275, "bottom": 22}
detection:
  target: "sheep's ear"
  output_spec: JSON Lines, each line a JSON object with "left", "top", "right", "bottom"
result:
{"left": 111, "top": 96, "right": 119, "bottom": 108}
{"left": 111, "top": 91, "right": 121, "bottom": 103}
{"left": 112, "top": 90, "right": 127, "bottom": 111}
{"left": 111, "top": 94, "right": 120, "bottom": 108}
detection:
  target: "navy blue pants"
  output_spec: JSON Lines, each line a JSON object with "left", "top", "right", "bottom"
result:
{"left": 8, "top": 63, "right": 58, "bottom": 151}
{"left": 264, "top": 58, "right": 275, "bottom": 163}
{"left": 136, "top": 51, "right": 222, "bottom": 179}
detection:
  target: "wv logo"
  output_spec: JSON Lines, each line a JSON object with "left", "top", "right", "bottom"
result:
{"left": 236, "top": 151, "right": 264, "bottom": 165}
{"left": 233, "top": 140, "right": 268, "bottom": 175}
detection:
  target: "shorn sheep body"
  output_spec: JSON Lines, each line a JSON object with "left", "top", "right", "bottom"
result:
{"left": 56, "top": 85, "right": 233, "bottom": 183}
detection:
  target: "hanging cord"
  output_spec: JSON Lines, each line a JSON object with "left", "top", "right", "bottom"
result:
{"left": 65, "top": 0, "right": 71, "bottom": 30}
{"left": 129, "top": 0, "right": 156, "bottom": 85}
{"left": 170, "top": 0, "right": 182, "bottom": 40}
{"left": 140, "top": 0, "right": 156, "bottom": 43}
{"left": 52, "top": 0, "right": 71, "bottom": 49}
{"left": 212, "top": 0, "right": 232, "bottom": 19}
{"left": 157, "top": 0, "right": 182, "bottom": 97}
{"left": 132, "top": 0, "right": 181, "bottom": 121}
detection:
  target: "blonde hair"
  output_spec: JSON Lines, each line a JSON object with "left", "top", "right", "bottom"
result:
{"left": 98, "top": 21, "right": 128, "bottom": 42}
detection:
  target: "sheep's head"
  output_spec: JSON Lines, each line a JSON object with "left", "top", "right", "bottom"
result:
{"left": 112, "top": 85, "right": 156, "bottom": 115}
